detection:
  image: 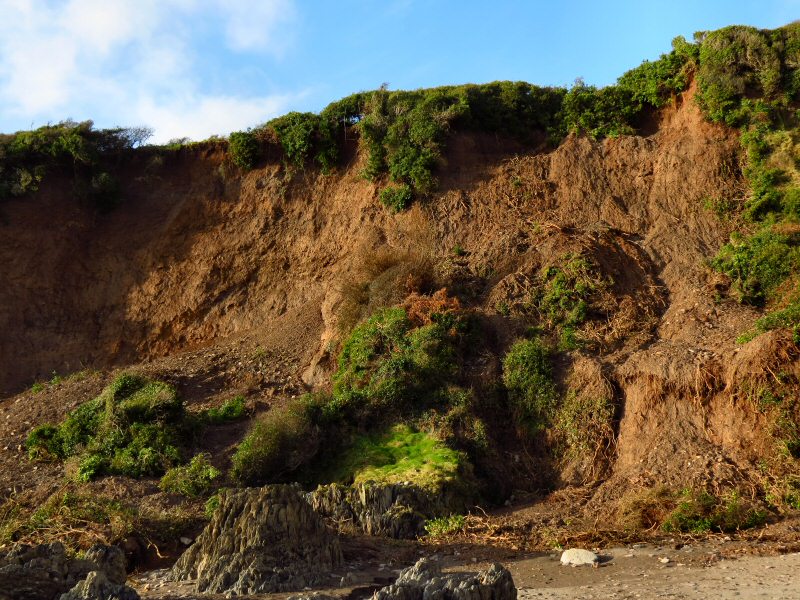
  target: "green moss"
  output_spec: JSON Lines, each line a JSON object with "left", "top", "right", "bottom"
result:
{"left": 319, "top": 424, "right": 464, "bottom": 490}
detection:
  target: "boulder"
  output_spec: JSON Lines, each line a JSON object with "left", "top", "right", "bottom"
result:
{"left": 370, "top": 558, "right": 516, "bottom": 600}
{"left": 171, "top": 484, "right": 343, "bottom": 594}
{"left": 559, "top": 548, "right": 599, "bottom": 566}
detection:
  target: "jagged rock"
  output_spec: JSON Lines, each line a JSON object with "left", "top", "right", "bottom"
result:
{"left": 171, "top": 484, "right": 343, "bottom": 594}
{"left": 370, "top": 558, "right": 516, "bottom": 600}
{"left": 82, "top": 546, "right": 127, "bottom": 586}
{"left": 0, "top": 543, "right": 132, "bottom": 600}
{"left": 559, "top": 548, "right": 599, "bottom": 566}
{"left": 59, "top": 571, "right": 139, "bottom": 600}
{"left": 308, "top": 482, "right": 463, "bottom": 539}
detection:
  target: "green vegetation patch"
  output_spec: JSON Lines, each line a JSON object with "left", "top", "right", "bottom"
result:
{"left": 662, "top": 489, "right": 767, "bottom": 534}
{"left": 528, "top": 254, "right": 611, "bottom": 349}
{"left": 0, "top": 120, "right": 150, "bottom": 208}
{"left": 26, "top": 373, "right": 193, "bottom": 480}
{"left": 203, "top": 395, "right": 247, "bottom": 424}
{"left": 318, "top": 424, "right": 464, "bottom": 490}
{"left": 424, "top": 513, "right": 466, "bottom": 538}
{"left": 160, "top": 453, "right": 220, "bottom": 497}
{"left": 554, "top": 390, "right": 615, "bottom": 459}
{"left": 502, "top": 337, "right": 558, "bottom": 435}
{"left": 231, "top": 296, "right": 482, "bottom": 488}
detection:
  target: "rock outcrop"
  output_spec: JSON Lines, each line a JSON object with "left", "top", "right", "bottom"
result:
{"left": 59, "top": 571, "right": 139, "bottom": 600}
{"left": 171, "top": 484, "right": 343, "bottom": 594}
{"left": 0, "top": 543, "right": 137, "bottom": 600}
{"left": 370, "top": 558, "right": 516, "bottom": 600}
{"left": 308, "top": 482, "right": 462, "bottom": 539}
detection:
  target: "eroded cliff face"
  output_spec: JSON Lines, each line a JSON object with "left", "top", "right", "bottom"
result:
{"left": 1, "top": 85, "right": 791, "bottom": 517}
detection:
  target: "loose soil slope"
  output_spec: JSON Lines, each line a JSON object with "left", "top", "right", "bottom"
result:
{"left": 0, "top": 83, "right": 796, "bottom": 549}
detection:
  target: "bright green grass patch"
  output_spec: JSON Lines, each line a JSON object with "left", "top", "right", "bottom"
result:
{"left": 424, "top": 514, "right": 466, "bottom": 538}
{"left": 321, "top": 424, "right": 464, "bottom": 490}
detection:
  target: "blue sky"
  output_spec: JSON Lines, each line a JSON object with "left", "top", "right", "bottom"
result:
{"left": 0, "top": 0, "right": 797, "bottom": 142}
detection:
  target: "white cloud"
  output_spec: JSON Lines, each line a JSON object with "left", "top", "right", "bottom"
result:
{"left": 218, "top": 0, "right": 296, "bottom": 54}
{"left": 136, "top": 93, "right": 295, "bottom": 143}
{"left": 0, "top": 0, "right": 299, "bottom": 140}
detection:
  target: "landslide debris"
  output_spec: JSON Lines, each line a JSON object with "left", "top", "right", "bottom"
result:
{"left": 2, "top": 23, "right": 800, "bottom": 568}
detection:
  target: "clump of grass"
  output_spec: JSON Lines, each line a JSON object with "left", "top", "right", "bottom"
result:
{"left": 424, "top": 514, "right": 466, "bottom": 538}
{"left": 25, "top": 373, "right": 192, "bottom": 480}
{"left": 203, "top": 395, "right": 247, "bottom": 424}
{"left": 662, "top": 489, "right": 767, "bottom": 533}
{"left": 380, "top": 184, "right": 413, "bottom": 212}
{"left": 159, "top": 453, "right": 220, "bottom": 497}
{"left": 230, "top": 392, "right": 326, "bottom": 484}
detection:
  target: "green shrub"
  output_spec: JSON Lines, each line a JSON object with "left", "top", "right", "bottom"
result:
{"left": 712, "top": 226, "right": 800, "bottom": 305}
{"left": 560, "top": 81, "right": 638, "bottom": 139}
{"left": 502, "top": 338, "right": 558, "bottom": 434}
{"left": 160, "top": 453, "right": 220, "bottom": 497}
{"left": 379, "top": 184, "right": 413, "bottom": 212}
{"left": 617, "top": 36, "right": 697, "bottom": 108}
{"left": 204, "top": 395, "right": 247, "bottom": 424}
{"left": 0, "top": 120, "right": 139, "bottom": 206}
{"left": 228, "top": 130, "right": 260, "bottom": 170}
{"left": 332, "top": 306, "right": 467, "bottom": 419}
{"left": 662, "top": 489, "right": 767, "bottom": 533}
{"left": 230, "top": 394, "right": 323, "bottom": 485}
{"left": 232, "top": 296, "right": 475, "bottom": 487}
{"left": 25, "top": 373, "right": 190, "bottom": 480}
{"left": 424, "top": 514, "right": 466, "bottom": 538}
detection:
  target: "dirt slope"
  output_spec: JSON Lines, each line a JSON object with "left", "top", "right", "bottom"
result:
{"left": 1, "top": 83, "right": 796, "bottom": 541}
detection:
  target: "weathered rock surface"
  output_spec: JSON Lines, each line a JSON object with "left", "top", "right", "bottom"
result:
{"left": 59, "top": 571, "right": 139, "bottom": 600}
{"left": 0, "top": 543, "right": 135, "bottom": 600}
{"left": 559, "top": 548, "right": 599, "bottom": 566}
{"left": 308, "top": 482, "right": 462, "bottom": 539}
{"left": 171, "top": 484, "right": 343, "bottom": 594}
{"left": 370, "top": 558, "right": 516, "bottom": 600}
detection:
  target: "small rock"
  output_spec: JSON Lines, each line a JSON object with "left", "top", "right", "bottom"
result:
{"left": 179, "top": 537, "right": 193, "bottom": 546}
{"left": 560, "top": 549, "right": 599, "bottom": 567}
{"left": 659, "top": 557, "right": 670, "bottom": 564}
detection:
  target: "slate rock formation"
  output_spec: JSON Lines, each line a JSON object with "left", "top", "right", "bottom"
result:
{"left": 308, "top": 481, "right": 466, "bottom": 539}
{"left": 171, "top": 484, "right": 343, "bottom": 594}
{"left": 0, "top": 543, "right": 137, "bottom": 600}
{"left": 370, "top": 558, "right": 516, "bottom": 600}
